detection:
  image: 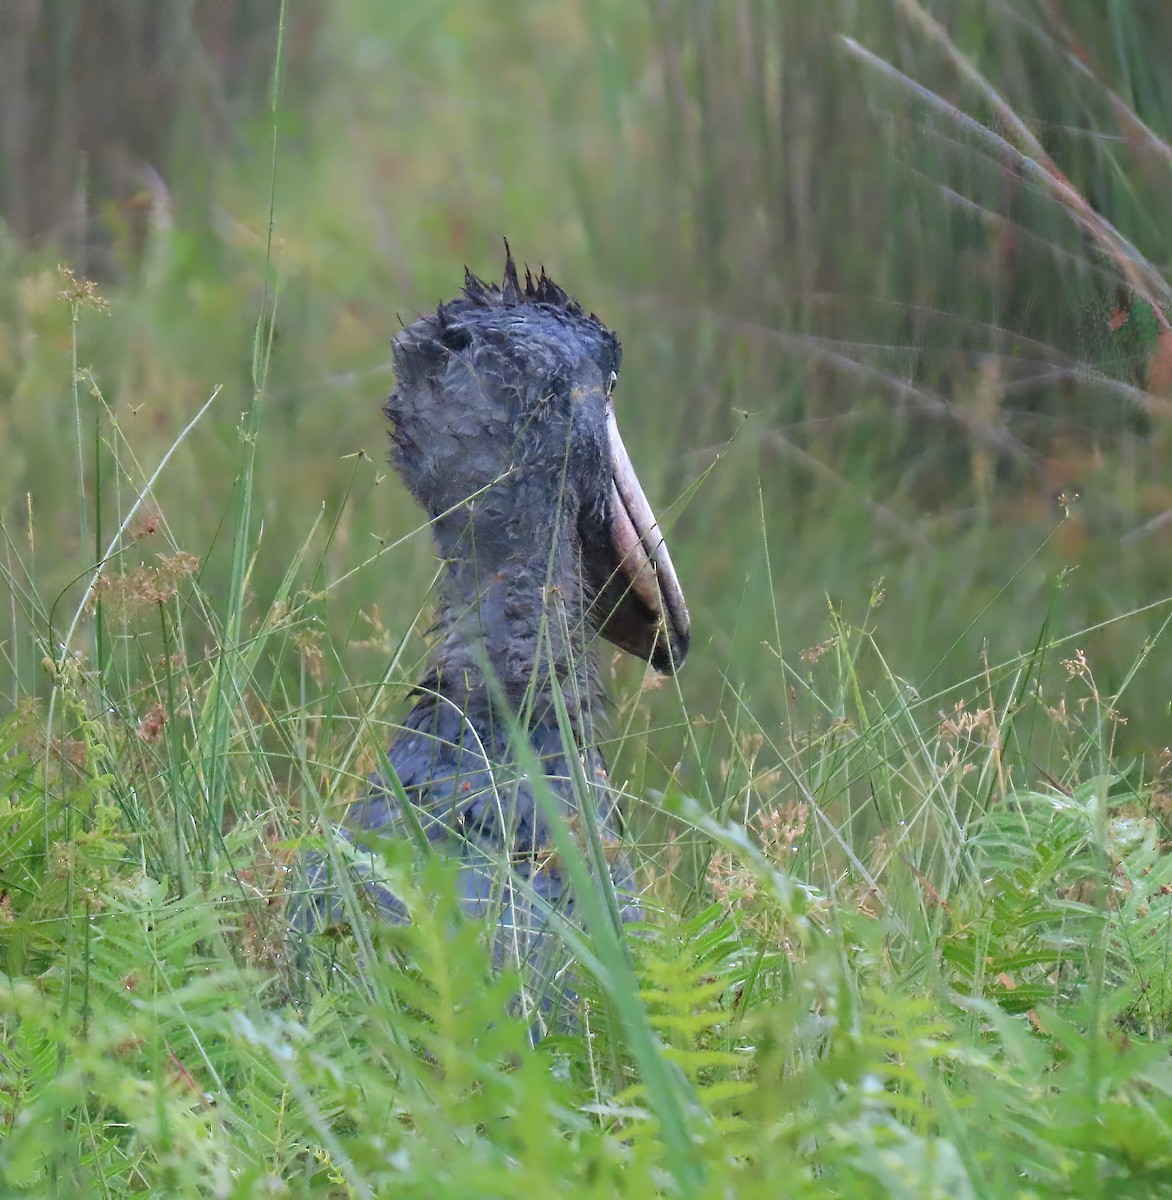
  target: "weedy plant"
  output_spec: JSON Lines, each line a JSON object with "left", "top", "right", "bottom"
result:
{"left": 3, "top": 2, "right": 1172, "bottom": 1197}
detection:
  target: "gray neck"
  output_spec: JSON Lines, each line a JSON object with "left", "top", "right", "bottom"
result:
{"left": 424, "top": 499, "right": 602, "bottom": 737}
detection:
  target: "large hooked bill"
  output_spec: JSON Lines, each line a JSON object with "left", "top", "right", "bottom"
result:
{"left": 601, "top": 405, "right": 690, "bottom": 674}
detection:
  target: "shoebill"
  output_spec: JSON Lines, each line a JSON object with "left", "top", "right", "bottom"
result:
{"left": 303, "top": 246, "right": 689, "bottom": 1009}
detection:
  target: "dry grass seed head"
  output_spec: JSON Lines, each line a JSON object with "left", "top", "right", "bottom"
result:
{"left": 292, "top": 627, "right": 326, "bottom": 685}
{"left": 755, "top": 801, "right": 809, "bottom": 862}
{"left": 57, "top": 264, "right": 110, "bottom": 314}
{"left": 132, "top": 508, "right": 163, "bottom": 540}
{"left": 137, "top": 703, "right": 167, "bottom": 743}
{"left": 938, "top": 699, "right": 997, "bottom": 744}
{"left": 800, "top": 636, "right": 838, "bottom": 666}
{"left": 100, "top": 552, "right": 200, "bottom": 618}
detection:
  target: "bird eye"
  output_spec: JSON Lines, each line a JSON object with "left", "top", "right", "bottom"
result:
{"left": 606, "top": 370, "right": 618, "bottom": 397}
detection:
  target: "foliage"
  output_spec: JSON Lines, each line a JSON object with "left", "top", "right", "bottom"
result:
{"left": 3, "top": 1, "right": 1172, "bottom": 1196}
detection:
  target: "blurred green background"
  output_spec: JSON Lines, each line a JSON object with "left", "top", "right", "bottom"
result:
{"left": 2, "top": 0, "right": 1171, "bottom": 767}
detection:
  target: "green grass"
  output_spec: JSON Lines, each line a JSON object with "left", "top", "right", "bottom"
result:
{"left": 3, "top": 2, "right": 1172, "bottom": 1196}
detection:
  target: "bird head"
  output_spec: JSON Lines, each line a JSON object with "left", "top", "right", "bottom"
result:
{"left": 385, "top": 245, "right": 689, "bottom": 675}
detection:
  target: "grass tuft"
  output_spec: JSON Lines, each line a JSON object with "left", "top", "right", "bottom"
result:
{"left": 4, "top": 2, "right": 1172, "bottom": 1196}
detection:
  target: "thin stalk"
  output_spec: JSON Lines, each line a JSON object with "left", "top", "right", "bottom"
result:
{"left": 69, "top": 298, "right": 87, "bottom": 563}
{"left": 92, "top": 377, "right": 107, "bottom": 690}
{"left": 207, "top": 0, "right": 288, "bottom": 832}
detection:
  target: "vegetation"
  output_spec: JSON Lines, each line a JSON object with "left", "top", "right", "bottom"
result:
{"left": 3, "top": 1, "right": 1172, "bottom": 1195}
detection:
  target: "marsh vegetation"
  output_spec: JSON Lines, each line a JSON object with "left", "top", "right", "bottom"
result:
{"left": 3, "top": 2, "right": 1172, "bottom": 1195}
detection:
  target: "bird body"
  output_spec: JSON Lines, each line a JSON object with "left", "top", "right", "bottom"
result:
{"left": 301, "top": 247, "right": 689, "bottom": 1005}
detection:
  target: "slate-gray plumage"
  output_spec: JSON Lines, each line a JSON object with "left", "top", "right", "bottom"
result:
{"left": 301, "top": 246, "right": 689, "bottom": 1009}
